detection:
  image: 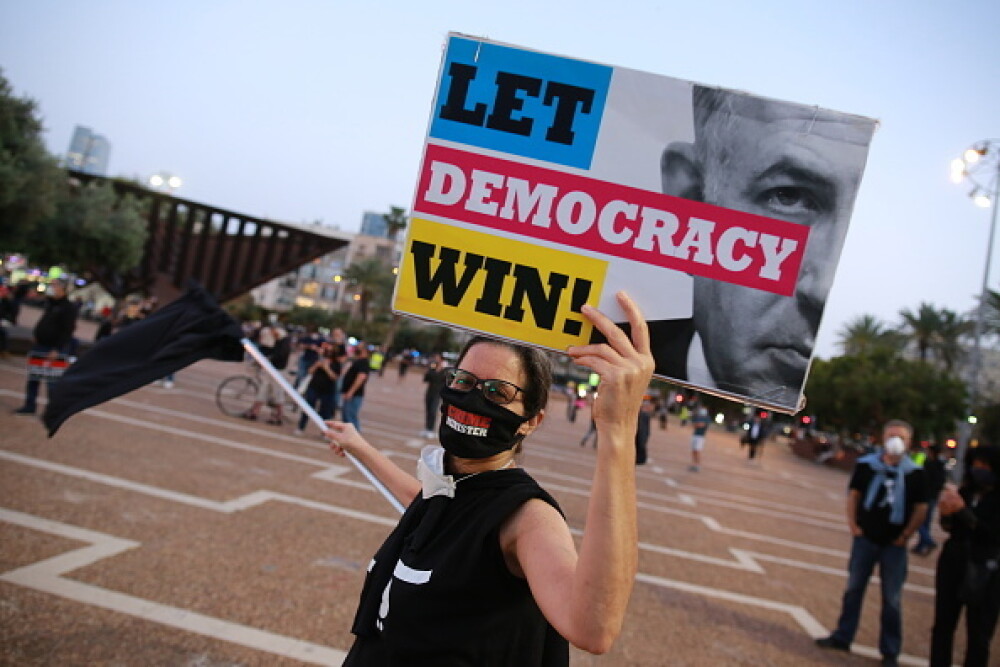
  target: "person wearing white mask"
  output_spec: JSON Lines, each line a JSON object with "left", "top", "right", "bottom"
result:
{"left": 815, "top": 420, "right": 929, "bottom": 667}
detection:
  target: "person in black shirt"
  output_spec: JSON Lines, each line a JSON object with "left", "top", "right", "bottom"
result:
{"left": 420, "top": 353, "right": 448, "bottom": 438}
{"left": 294, "top": 343, "right": 341, "bottom": 436}
{"left": 324, "top": 292, "right": 653, "bottom": 664}
{"left": 816, "top": 420, "right": 928, "bottom": 666}
{"left": 340, "top": 344, "right": 370, "bottom": 432}
{"left": 15, "top": 279, "right": 77, "bottom": 416}
{"left": 930, "top": 446, "right": 1000, "bottom": 667}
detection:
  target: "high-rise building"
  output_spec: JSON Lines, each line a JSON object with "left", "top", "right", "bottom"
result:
{"left": 360, "top": 211, "right": 388, "bottom": 238}
{"left": 65, "top": 125, "right": 110, "bottom": 175}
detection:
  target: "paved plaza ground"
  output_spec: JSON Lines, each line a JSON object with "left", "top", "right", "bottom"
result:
{"left": 0, "top": 311, "right": 992, "bottom": 665}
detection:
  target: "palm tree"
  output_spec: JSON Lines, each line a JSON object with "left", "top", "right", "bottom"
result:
{"left": 899, "top": 302, "right": 942, "bottom": 362}
{"left": 383, "top": 206, "right": 407, "bottom": 242}
{"left": 342, "top": 257, "right": 394, "bottom": 334}
{"left": 837, "top": 314, "right": 903, "bottom": 356}
{"left": 984, "top": 289, "right": 1000, "bottom": 336}
{"left": 935, "top": 308, "right": 974, "bottom": 373}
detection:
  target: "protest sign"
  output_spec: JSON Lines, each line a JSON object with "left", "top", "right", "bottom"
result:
{"left": 393, "top": 33, "right": 877, "bottom": 412}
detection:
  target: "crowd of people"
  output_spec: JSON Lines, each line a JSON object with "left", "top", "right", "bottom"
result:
{"left": 2, "top": 279, "right": 443, "bottom": 439}
{"left": 4, "top": 279, "right": 998, "bottom": 665}
{"left": 236, "top": 319, "right": 449, "bottom": 438}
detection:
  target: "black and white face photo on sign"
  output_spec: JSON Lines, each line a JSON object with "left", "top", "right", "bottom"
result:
{"left": 650, "top": 84, "right": 875, "bottom": 410}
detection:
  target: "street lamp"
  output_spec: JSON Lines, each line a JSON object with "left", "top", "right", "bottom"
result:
{"left": 951, "top": 139, "right": 1000, "bottom": 471}
{"left": 148, "top": 171, "right": 183, "bottom": 193}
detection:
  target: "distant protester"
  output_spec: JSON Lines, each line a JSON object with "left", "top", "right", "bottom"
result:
{"left": 816, "top": 420, "right": 928, "bottom": 667}
{"left": 15, "top": 280, "right": 76, "bottom": 416}
{"left": 930, "top": 446, "right": 1000, "bottom": 667}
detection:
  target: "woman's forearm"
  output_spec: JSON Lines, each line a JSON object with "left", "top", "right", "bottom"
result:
{"left": 569, "top": 424, "right": 637, "bottom": 652}
{"left": 349, "top": 440, "right": 421, "bottom": 505}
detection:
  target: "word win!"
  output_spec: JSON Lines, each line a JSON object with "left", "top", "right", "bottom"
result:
{"left": 409, "top": 239, "right": 593, "bottom": 336}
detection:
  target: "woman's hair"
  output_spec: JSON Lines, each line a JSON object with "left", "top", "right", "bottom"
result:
{"left": 456, "top": 336, "right": 552, "bottom": 417}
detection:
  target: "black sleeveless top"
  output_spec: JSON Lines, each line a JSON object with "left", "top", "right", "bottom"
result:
{"left": 343, "top": 468, "right": 569, "bottom": 666}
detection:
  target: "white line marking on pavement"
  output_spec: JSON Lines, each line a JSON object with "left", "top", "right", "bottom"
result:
{"left": 634, "top": 572, "right": 927, "bottom": 666}
{"left": 4, "top": 445, "right": 934, "bottom": 592}
{"left": 0, "top": 508, "right": 348, "bottom": 665}
{"left": 0, "top": 451, "right": 397, "bottom": 527}
{"left": 1, "top": 449, "right": 934, "bottom": 664}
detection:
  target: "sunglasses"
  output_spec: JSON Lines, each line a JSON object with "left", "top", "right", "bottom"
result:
{"left": 446, "top": 368, "right": 524, "bottom": 406}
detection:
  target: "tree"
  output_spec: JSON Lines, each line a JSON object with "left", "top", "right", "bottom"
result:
{"left": 28, "top": 180, "right": 148, "bottom": 299}
{"left": 805, "top": 348, "right": 966, "bottom": 442}
{"left": 935, "top": 308, "right": 973, "bottom": 374}
{"left": 898, "top": 302, "right": 972, "bottom": 372}
{"left": 342, "top": 257, "right": 394, "bottom": 334}
{"left": 283, "top": 305, "right": 349, "bottom": 333}
{"left": 836, "top": 314, "right": 903, "bottom": 357}
{"left": 0, "top": 69, "right": 64, "bottom": 251}
{"left": 984, "top": 289, "right": 1000, "bottom": 337}
{"left": 383, "top": 206, "right": 407, "bottom": 242}
{"left": 976, "top": 401, "right": 1000, "bottom": 447}
{"left": 224, "top": 293, "right": 263, "bottom": 324}
{"left": 899, "top": 302, "right": 942, "bottom": 362}
{"left": 391, "top": 320, "right": 459, "bottom": 355}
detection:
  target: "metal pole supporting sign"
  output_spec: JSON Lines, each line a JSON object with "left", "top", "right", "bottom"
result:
{"left": 241, "top": 338, "right": 406, "bottom": 514}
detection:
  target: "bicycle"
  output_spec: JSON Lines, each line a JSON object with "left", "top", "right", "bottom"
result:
{"left": 216, "top": 365, "right": 300, "bottom": 419}
{"left": 216, "top": 374, "right": 260, "bottom": 417}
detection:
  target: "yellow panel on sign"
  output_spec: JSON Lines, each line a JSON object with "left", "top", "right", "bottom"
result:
{"left": 394, "top": 218, "right": 608, "bottom": 350}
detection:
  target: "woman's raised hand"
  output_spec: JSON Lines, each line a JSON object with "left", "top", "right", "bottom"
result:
{"left": 566, "top": 291, "right": 655, "bottom": 431}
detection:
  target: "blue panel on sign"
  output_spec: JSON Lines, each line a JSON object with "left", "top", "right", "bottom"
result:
{"left": 429, "top": 36, "right": 611, "bottom": 170}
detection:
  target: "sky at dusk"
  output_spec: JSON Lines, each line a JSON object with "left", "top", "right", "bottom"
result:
{"left": 1, "top": 0, "right": 998, "bottom": 360}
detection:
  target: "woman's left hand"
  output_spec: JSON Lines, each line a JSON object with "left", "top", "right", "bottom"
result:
{"left": 566, "top": 291, "right": 655, "bottom": 434}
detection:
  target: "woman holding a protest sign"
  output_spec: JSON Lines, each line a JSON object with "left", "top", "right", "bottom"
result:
{"left": 324, "top": 291, "right": 652, "bottom": 664}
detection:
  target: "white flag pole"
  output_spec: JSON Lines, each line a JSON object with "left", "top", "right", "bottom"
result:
{"left": 241, "top": 338, "right": 406, "bottom": 514}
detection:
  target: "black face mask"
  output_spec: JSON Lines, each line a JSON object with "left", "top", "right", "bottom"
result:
{"left": 438, "top": 386, "right": 530, "bottom": 460}
{"left": 969, "top": 467, "right": 997, "bottom": 491}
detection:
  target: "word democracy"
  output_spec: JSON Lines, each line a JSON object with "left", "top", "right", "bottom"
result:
{"left": 416, "top": 145, "right": 809, "bottom": 295}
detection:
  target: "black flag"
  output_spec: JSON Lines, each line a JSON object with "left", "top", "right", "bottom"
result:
{"left": 43, "top": 284, "right": 245, "bottom": 436}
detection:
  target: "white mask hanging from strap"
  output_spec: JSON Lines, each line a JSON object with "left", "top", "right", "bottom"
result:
{"left": 417, "top": 445, "right": 457, "bottom": 499}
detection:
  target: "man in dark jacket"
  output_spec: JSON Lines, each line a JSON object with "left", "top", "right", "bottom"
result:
{"left": 15, "top": 279, "right": 77, "bottom": 415}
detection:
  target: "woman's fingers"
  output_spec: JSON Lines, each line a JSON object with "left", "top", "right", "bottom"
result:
{"left": 578, "top": 303, "right": 631, "bottom": 357}
{"left": 568, "top": 292, "right": 651, "bottom": 360}
{"left": 616, "top": 291, "right": 651, "bottom": 357}
{"left": 567, "top": 292, "right": 653, "bottom": 380}
{"left": 324, "top": 420, "right": 347, "bottom": 454}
